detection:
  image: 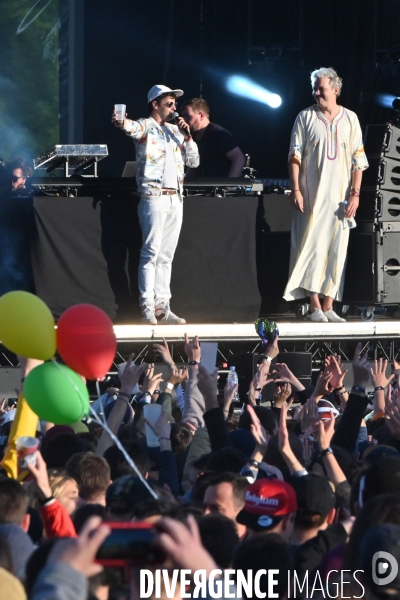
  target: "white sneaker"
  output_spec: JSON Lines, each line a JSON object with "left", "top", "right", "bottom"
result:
{"left": 324, "top": 308, "right": 346, "bottom": 323}
{"left": 310, "top": 308, "right": 329, "bottom": 323}
{"left": 155, "top": 303, "right": 186, "bottom": 324}
{"left": 140, "top": 304, "right": 157, "bottom": 325}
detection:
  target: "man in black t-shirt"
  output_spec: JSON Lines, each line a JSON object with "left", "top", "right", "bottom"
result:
{"left": 181, "top": 98, "right": 245, "bottom": 178}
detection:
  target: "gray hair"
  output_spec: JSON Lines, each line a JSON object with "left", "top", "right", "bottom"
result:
{"left": 310, "top": 67, "right": 343, "bottom": 96}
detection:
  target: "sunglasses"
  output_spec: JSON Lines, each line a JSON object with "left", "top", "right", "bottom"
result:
{"left": 162, "top": 101, "right": 177, "bottom": 108}
{"left": 12, "top": 175, "right": 27, "bottom": 182}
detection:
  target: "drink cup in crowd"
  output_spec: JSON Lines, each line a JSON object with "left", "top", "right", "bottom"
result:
{"left": 16, "top": 436, "right": 39, "bottom": 473}
{"left": 143, "top": 403, "right": 162, "bottom": 448}
{"left": 114, "top": 104, "right": 126, "bottom": 125}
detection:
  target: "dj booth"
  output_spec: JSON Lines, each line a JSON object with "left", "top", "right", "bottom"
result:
{"left": 0, "top": 187, "right": 291, "bottom": 323}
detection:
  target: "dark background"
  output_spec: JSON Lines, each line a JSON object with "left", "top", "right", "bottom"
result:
{"left": 81, "top": 0, "right": 400, "bottom": 179}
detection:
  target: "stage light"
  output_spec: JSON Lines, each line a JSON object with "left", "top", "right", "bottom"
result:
{"left": 226, "top": 76, "right": 282, "bottom": 108}
{"left": 376, "top": 94, "right": 397, "bottom": 109}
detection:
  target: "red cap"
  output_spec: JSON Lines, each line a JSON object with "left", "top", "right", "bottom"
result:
{"left": 237, "top": 479, "right": 297, "bottom": 530}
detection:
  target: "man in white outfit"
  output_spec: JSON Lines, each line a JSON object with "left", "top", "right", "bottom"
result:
{"left": 283, "top": 67, "right": 368, "bottom": 323}
{"left": 113, "top": 85, "right": 199, "bottom": 324}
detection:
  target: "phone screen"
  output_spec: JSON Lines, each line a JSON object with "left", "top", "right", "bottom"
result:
{"left": 96, "top": 524, "right": 164, "bottom": 566}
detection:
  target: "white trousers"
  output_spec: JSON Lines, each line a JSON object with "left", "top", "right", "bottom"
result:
{"left": 137, "top": 194, "right": 183, "bottom": 305}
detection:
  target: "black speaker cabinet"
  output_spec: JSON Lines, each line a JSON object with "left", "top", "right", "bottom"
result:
{"left": 276, "top": 352, "right": 312, "bottom": 378}
{"left": 364, "top": 123, "right": 400, "bottom": 161}
{"left": 344, "top": 224, "right": 400, "bottom": 304}
{"left": 362, "top": 156, "right": 400, "bottom": 191}
{"left": 357, "top": 189, "right": 400, "bottom": 222}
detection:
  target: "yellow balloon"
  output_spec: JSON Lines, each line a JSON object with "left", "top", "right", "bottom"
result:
{"left": 0, "top": 291, "right": 56, "bottom": 360}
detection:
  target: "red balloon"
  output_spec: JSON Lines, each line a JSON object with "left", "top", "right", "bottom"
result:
{"left": 57, "top": 304, "right": 116, "bottom": 380}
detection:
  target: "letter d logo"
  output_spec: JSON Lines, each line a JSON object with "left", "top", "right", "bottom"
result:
{"left": 372, "top": 551, "right": 398, "bottom": 586}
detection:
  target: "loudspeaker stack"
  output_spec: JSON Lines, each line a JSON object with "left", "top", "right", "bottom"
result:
{"left": 345, "top": 123, "right": 400, "bottom": 305}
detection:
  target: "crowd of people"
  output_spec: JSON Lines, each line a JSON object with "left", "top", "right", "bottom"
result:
{"left": 2, "top": 334, "right": 400, "bottom": 599}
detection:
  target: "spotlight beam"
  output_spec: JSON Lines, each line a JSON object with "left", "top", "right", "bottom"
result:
{"left": 226, "top": 76, "right": 282, "bottom": 108}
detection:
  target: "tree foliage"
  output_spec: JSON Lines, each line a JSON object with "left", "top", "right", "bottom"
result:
{"left": 0, "top": 0, "right": 59, "bottom": 162}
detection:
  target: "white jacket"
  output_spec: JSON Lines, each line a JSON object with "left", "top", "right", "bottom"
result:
{"left": 123, "top": 116, "right": 199, "bottom": 199}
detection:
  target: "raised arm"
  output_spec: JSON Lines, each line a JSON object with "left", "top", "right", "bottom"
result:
{"left": 182, "top": 334, "right": 205, "bottom": 427}
{"left": 370, "top": 358, "right": 394, "bottom": 415}
{"left": 278, "top": 399, "right": 307, "bottom": 475}
{"left": 197, "top": 365, "right": 231, "bottom": 452}
{"left": 313, "top": 413, "right": 347, "bottom": 487}
{"left": 331, "top": 343, "right": 370, "bottom": 454}
{"left": 96, "top": 355, "right": 147, "bottom": 456}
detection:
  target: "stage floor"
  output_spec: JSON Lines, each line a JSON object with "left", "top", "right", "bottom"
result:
{"left": 113, "top": 319, "right": 400, "bottom": 342}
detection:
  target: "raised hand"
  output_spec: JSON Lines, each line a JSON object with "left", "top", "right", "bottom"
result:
{"left": 370, "top": 358, "right": 395, "bottom": 389}
{"left": 153, "top": 338, "right": 174, "bottom": 368}
{"left": 324, "top": 355, "right": 348, "bottom": 389}
{"left": 26, "top": 451, "right": 52, "bottom": 499}
{"left": 184, "top": 333, "right": 201, "bottom": 363}
{"left": 273, "top": 362, "right": 295, "bottom": 383}
{"left": 385, "top": 397, "right": 400, "bottom": 440}
{"left": 300, "top": 396, "right": 319, "bottom": 431}
{"left": 313, "top": 370, "right": 333, "bottom": 399}
{"left": 299, "top": 431, "right": 314, "bottom": 463}
{"left": 272, "top": 382, "right": 292, "bottom": 408}
{"left": 246, "top": 404, "right": 270, "bottom": 451}
{"left": 0, "top": 398, "right": 10, "bottom": 419}
{"left": 253, "top": 362, "right": 273, "bottom": 390}
{"left": 119, "top": 353, "right": 147, "bottom": 393}
{"left": 142, "top": 363, "right": 164, "bottom": 395}
{"left": 263, "top": 335, "right": 279, "bottom": 360}
{"left": 392, "top": 359, "right": 400, "bottom": 376}
{"left": 167, "top": 366, "right": 188, "bottom": 387}
{"left": 223, "top": 381, "right": 238, "bottom": 417}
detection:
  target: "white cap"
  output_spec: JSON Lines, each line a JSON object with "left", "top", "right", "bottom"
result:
{"left": 147, "top": 85, "right": 184, "bottom": 103}
{"left": 317, "top": 399, "right": 339, "bottom": 420}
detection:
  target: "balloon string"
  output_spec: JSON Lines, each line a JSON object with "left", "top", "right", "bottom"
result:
{"left": 50, "top": 359, "right": 87, "bottom": 416}
{"left": 88, "top": 404, "right": 158, "bottom": 500}
{"left": 50, "top": 359, "right": 158, "bottom": 500}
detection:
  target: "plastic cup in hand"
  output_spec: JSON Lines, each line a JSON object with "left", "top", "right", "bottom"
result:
{"left": 114, "top": 104, "right": 126, "bottom": 125}
{"left": 143, "top": 403, "right": 162, "bottom": 447}
{"left": 16, "top": 436, "right": 39, "bottom": 473}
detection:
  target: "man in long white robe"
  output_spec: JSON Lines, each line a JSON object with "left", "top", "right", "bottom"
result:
{"left": 283, "top": 67, "right": 368, "bottom": 322}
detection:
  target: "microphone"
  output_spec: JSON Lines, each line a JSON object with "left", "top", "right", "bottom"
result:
{"left": 167, "top": 111, "right": 179, "bottom": 124}
{"left": 170, "top": 112, "right": 191, "bottom": 138}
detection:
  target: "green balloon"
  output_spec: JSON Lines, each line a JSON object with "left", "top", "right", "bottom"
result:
{"left": 24, "top": 362, "right": 90, "bottom": 424}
